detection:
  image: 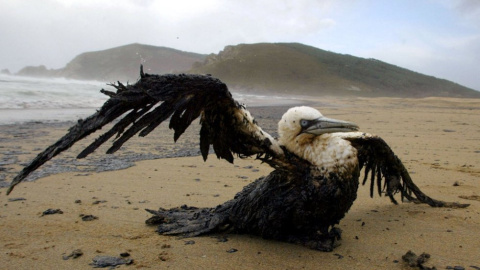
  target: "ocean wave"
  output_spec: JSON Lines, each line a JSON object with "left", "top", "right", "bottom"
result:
{"left": 0, "top": 74, "right": 110, "bottom": 109}
{"left": 0, "top": 74, "right": 306, "bottom": 124}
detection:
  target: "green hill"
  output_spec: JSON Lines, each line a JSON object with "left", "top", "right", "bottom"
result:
{"left": 60, "top": 43, "right": 206, "bottom": 82}
{"left": 16, "top": 42, "right": 479, "bottom": 97}
{"left": 17, "top": 43, "right": 206, "bottom": 82}
{"left": 189, "top": 43, "right": 480, "bottom": 98}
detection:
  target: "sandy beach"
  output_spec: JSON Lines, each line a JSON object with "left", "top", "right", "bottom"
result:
{"left": 1, "top": 97, "right": 479, "bottom": 269}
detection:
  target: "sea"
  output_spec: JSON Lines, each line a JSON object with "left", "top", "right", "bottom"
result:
{"left": 0, "top": 74, "right": 303, "bottom": 125}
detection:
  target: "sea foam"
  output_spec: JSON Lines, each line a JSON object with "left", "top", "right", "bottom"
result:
{"left": 0, "top": 74, "right": 303, "bottom": 124}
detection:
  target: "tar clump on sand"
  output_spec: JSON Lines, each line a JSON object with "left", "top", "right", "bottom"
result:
{"left": 89, "top": 255, "right": 133, "bottom": 268}
{"left": 62, "top": 249, "right": 83, "bottom": 260}
{"left": 41, "top": 208, "right": 63, "bottom": 216}
{"left": 402, "top": 250, "right": 435, "bottom": 270}
{"left": 80, "top": 214, "right": 98, "bottom": 221}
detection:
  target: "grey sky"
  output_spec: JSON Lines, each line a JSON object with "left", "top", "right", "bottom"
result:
{"left": 1, "top": 0, "right": 479, "bottom": 90}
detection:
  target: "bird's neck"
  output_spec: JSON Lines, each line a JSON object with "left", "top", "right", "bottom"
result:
{"left": 281, "top": 133, "right": 358, "bottom": 175}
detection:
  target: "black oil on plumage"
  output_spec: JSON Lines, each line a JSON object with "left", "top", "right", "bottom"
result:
{"left": 6, "top": 68, "right": 468, "bottom": 251}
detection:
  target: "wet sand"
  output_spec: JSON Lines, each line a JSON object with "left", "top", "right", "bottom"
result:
{"left": 1, "top": 97, "right": 479, "bottom": 269}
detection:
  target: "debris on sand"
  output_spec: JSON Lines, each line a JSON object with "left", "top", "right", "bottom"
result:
{"left": 62, "top": 249, "right": 83, "bottom": 260}
{"left": 459, "top": 195, "right": 480, "bottom": 202}
{"left": 92, "top": 200, "right": 107, "bottom": 205}
{"left": 41, "top": 208, "right": 63, "bottom": 216}
{"left": 446, "top": 266, "right": 466, "bottom": 270}
{"left": 402, "top": 250, "right": 435, "bottom": 269}
{"left": 89, "top": 255, "right": 133, "bottom": 268}
{"left": 8, "top": 197, "right": 26, "bottom": 202}
{"left": 214, "top": 235, "right": 229, "bottom": 242}
{"left": 80, "top": 214, "right": 98, "bottom": 221}
{"left": 120, "top": 252, "right": 130, "bottom": 257}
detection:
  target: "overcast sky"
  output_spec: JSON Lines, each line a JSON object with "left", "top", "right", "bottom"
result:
{"left": 1, "top": 0, "right": 479, "bottom": 90}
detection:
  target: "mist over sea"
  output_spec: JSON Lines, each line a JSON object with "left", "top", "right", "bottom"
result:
{"left": 0, "top": 74, "right": 303, "bottom": 125}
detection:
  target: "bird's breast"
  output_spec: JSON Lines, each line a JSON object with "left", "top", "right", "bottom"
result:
{"left": 297, "top": 135, "right": 359, "bottom": 179}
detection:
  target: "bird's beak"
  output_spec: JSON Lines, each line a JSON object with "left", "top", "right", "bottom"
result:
{"left": 303, "top": 116, "right": 359, "bottom": 135}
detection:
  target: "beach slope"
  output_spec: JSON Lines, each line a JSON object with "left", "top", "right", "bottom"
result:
{"left": 1, "top": 97, "right": 479, "bottom": 269}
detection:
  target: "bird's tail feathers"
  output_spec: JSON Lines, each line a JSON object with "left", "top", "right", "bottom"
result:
{"left": 145, "top": 205, "right": 232, "bottom": 237}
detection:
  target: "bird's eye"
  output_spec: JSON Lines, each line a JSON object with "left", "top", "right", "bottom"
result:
{"left": 300, "top": 120, "right": 309, "bottom": 127}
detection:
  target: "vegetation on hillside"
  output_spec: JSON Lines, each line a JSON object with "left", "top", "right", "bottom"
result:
{"left": 18, "top": 44, "right": 206, "bottom": 82}
{"left": 190, "top": 43, "right": 480, "bottom": 98}
{"left": 15, "top": 42, "right": 480, "bottom": 98}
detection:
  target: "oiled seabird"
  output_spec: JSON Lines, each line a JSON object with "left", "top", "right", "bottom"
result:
{"left": 7, "top": 68, "right": 468, "bottom": 251}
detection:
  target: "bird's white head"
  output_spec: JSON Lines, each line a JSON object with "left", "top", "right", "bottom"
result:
{"left": 278, "top": 106, "right": 359, "bottom": 150}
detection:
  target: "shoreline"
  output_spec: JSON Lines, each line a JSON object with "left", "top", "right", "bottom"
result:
{"left": 1, "top": 97, "right": 479, "bottom": 269}
{"left": 0, "top": 92, "right": 309, "bottom": 126}
{"left": 0, "top": 104, "right": 298, "bottom": 188}
{"left": 0, "top": 108, "right": 99, "bottom": 125}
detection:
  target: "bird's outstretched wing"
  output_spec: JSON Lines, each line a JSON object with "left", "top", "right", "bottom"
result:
{"left": 343, "top": 132, "right": 469, "bottom": 208}
{"left": 7, "top": 69, "right": 285, "bottom": 194}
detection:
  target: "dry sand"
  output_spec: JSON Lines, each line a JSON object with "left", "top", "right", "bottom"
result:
{"left": 1, "top": 97, "right": 479, "bottom": 269}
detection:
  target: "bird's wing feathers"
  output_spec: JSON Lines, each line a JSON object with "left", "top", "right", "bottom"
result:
{"left": 7, "top": 70, "right": 284, "bottom": 194}
{"left": 343, "top": 132, "right": 468, "bottom": 208}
